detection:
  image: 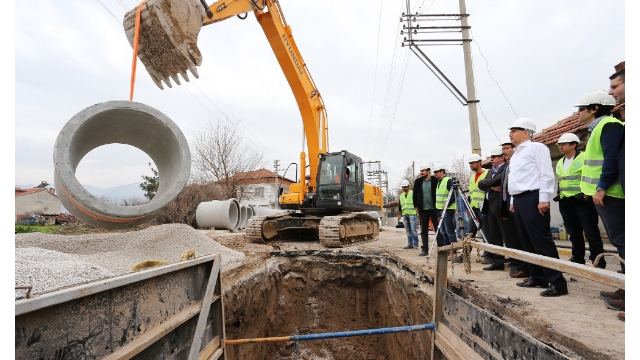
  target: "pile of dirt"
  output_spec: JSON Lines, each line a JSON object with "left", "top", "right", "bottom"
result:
{"left": 15, "top": 247, "right": 115, "bottom": 299}
{"left": 16, "top": 223, "right": 245, "bottom": 275}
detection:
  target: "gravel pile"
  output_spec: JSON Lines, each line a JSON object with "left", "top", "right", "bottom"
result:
{"left": 15, "top": 247, "right": 115, "bottom": 300}
{"left": 16, "top": 223, "right": 246, "bottom": 276}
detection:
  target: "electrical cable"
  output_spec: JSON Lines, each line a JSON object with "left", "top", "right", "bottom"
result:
{"left": 364, "top": 0, "right": 385, "bottom": 157}
{"left": 469, "top": 29, "right": 519, "bottom": 119}
{"left": 96, "top": 0, "right": 120, "bottom": 22}
{"left": 477, "top": 103, "right": 501, "bottom": 143}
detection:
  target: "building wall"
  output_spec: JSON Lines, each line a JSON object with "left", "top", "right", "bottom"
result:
{"left": 15, "top": 192, "right": 61, "bottom": 216}
{"left": 242, "top": 183, "right": 291, "bottom": 208}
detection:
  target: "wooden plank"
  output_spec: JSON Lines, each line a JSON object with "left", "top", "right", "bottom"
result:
{"left": 189, "top": 255, "right": 222, "bottom": 360}
{"left": 103, "top": 295, "right": 221, "bottom": 360}
{"left": 207, "top": 348, "right": 224, "bottom": 360}
{"left": 435, "top": 322, "right": 483, "bottom": 360}
{"left": 198, "top": 335, "right": 220, "bottom": 360}
{"left": 431, "top": 249, "right": 448, "bottom": 360}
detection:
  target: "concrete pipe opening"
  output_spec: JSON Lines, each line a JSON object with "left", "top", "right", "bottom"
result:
{"left": 53, "top": 101, "right": 191, "bottom": 229}
{"left": 195, "top": 199, "right": 240, "bottom": 230}
{"left": 246, "top": 205, "right": 254, "bottom": 220}
{"left": 238, "top": 205, "right": 248, "bottom": 230}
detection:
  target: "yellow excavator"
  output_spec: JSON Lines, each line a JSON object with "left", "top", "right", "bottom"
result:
{"left": 123, "top": 0, "right": 382, "bottom": 247}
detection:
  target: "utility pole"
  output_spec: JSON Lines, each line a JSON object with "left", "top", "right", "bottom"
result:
{"left": 401, "top": 0, "right": 482, "bottom": 155}
{"left": 459, "top": 0, "right": 481, "bottom": 155}
{"left": 273, "top": 160, "right": 280, "bottom": 209}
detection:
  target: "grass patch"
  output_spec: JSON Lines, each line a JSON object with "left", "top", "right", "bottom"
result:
{"left": 15, "top": 225, "right": 62, "bottom": 234}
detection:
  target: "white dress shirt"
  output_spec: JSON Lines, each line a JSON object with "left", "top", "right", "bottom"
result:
{"left": 508, "top": 140, "right": 555, "bottom": 203}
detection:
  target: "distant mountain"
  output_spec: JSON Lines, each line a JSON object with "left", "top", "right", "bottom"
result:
{"left": 81, "top": 183, "right": 146, "bottom": 201}
{"left": 16, "top": 183, "right": 146, "bottom": 202}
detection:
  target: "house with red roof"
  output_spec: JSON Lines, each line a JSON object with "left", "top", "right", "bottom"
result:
{"left": 221, "top": 168, "right": 296, "bottom": 208}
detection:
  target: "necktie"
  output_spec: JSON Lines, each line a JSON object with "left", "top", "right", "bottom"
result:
{"left": 503, "top": 165, "right": 510, "bottom": 201}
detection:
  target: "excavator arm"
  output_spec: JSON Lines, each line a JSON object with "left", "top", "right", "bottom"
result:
{"left": 124, "top": 0, "right": 328, "bottom": 206}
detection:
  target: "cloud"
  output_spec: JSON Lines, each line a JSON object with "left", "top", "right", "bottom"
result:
{"left": 15, "top": 0, "right": 625, "bottom": 196}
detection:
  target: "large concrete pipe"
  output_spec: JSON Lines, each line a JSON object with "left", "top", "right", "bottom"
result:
{"left": 195, "top": 199, "right": 240, "bottom": 230}
{"left": 238, "top": 204, "right": 248, "bottom": 230}
{"left": 53, "top": 101, "right": 191, "bottom": 229}
{"left": 245, "top": 205, "right": 254, "bottom": 220}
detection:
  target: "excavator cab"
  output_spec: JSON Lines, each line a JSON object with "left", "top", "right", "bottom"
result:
{"left": 315, "top": 151, "right": 365, "bottom": 212}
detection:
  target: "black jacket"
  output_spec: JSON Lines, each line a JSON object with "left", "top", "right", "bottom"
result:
{"left": 412, "top": 176, "right": 438, "bottom": 211}
{"left": 478, "top": 163, "right": 507, "bottom": 215}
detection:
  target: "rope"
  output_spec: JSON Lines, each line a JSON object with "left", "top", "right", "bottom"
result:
{"left": 130, "top": 0, "right": 147, "bottom": 101}
{"left": 588, "top": 252, "right": 625, "bottom": 267}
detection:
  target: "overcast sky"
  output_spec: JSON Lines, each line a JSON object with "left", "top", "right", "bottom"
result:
{"left": 15, "top": 0, "right": 626, "bottom": 192}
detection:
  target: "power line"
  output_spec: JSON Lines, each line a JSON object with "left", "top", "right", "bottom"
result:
{"left": 364, "top": 0, "right": 385, "bottom": 157}
{"left": 469, "top": 29, "right": 519, "bottom": 119}
{"left": 95, "top": 0, "right": 120, "bottom": 22}
{"left": 477, "top": 103, "right": 501, "bottom": 143}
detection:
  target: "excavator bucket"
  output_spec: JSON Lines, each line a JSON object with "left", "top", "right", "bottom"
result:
{"left": 123, "top": 0, "right": 207, "bottom": 89}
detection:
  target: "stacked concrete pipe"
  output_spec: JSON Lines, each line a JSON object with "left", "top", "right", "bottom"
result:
{"left": 53, "top": 101, "right": 191, "bottom": 229}
{"left": 195, "top": 198, "right": 240, "bottom": 230}
{"left": 237, "top": 204, "right": 248, "bottom": 230}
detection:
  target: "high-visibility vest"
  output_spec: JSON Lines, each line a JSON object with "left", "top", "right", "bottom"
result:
{"left": 399, "top": 190, "right": 417, "bottom": 216}
{"left": 580, "top": 116, "right": 625, "bottom": 198}
{"left": 436, "top": 176, "right": 456, "bottom": 210}
{"left": 468, "top": 171, "right": 488, "bottom": 208}
{"left": 556, "top": 152, "right": 584, "bottom": 199}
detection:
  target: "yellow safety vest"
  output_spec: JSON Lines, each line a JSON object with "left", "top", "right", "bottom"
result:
{"left": 556, "top": 152, "right": 584, "bottom": 199}
{"left": 400, "top": 190, "right": 416, "bottom": 216}
{"left": 468, "top": 171, "right": 488, "bottom": 208}
{"left": 580, "top": 116, "right": 625, "bottom": 198}
{"left": 436, "top": 176, "right": 456, "bottom": 210}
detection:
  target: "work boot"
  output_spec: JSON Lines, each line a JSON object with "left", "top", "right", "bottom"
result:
{"left": 481, "top": 257, "right": 491, "bottom": 264}
{"left": 452, "top": 255, "right": 464, "bottom": 264}
{"left": 418, "top": 251, "right": 427, "bottom": 256}
{"left": 402, "top": 245, "right": 413, "bottom": 249}
{"left": 605, "top": 298, "right": 625, "bottom": 312}
{"left": 600, "top": 289, "right": 624, "bottom": 301}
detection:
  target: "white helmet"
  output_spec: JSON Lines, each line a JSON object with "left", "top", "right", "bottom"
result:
{"left": 501, "top": 136, "right": 513, "bottom": 146}
{"left": 575, "top": 90, "right": 615, "bottom": 107}
{"left": 400, "top": 179, "right": 410, "bottom": 187}
{"left": 490, "top": 146, "right": 504, "bottom": 156}
{"left": 418, "top": 162, "right": 431, "bottom": 171}
{"left": 432, "top": 163, "right": 446, "bottom": 172}
{"left": 468, "top": 153, "right": 482, "bottom": 162}
{"left": 557, "top": 133, "right": 580, "bottom": 144}
{"left": 509, "top": 118, "right": 536, "bottom": 132}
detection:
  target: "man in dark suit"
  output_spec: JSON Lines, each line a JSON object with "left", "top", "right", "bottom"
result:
{"left": 478, "top": 146, "right": 508, "bottom": 270}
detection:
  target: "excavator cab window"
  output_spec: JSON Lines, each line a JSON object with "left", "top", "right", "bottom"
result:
{"left": 317, "top": 154, "right": 345, "bottom": 200}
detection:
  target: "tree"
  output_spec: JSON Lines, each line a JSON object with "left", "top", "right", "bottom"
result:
{"left": 140, "top": 163, "right": 160, "bottom": 200}
{"left": 191, "top": 120, "right": 266, "bottom": 201}
{"left": 449, "top": 155, "right": 470, "bottom": 192}
{"left": 396, "top": 165, "right": 418, "bottom": 193}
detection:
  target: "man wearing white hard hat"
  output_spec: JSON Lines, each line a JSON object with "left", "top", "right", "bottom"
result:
{"left": 508, "top": 118, "right": 568, "bottom": 297}
{"left": 575, "top": 90, "right": 625, "bottom": 314}
{"left": 433, "top": 163, "right": 459, "bottom": 259}
{"left": 478, "top": 146, "right": 509, "bottom": 271}
{"left": 412, "top": 163, "right": 441, "bottom": 255}
{"left": 467, "top": 153, "right": 488, "bottom": 242}
{"left": 553, "top": 133, "right": 605, "bottom": 269}
{"left": 398, "top": 179, "right": 419, "bottom": 249}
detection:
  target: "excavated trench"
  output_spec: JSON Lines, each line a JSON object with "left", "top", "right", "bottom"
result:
{"left": 222, "top": 252, "right": 435, "bottom": 360}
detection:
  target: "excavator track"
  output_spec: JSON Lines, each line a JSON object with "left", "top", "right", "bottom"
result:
{"left": 319, "top": 212, "right": 380, "bottom": 248}
{"left": 246, "top": 213, "right": 291, "bottom": 244}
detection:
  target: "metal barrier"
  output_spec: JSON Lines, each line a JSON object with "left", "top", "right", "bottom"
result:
{"left": 430, "top": 241, "right": 624, "bottom": 360}
{"left": 15, "top": 255, "right": 226, "bottom": 360}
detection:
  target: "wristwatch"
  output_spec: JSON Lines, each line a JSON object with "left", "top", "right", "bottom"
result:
{"left": 596, "top": 187, "right": 606, "bottom": 193}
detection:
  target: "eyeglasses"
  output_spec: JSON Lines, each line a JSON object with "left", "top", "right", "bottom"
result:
{"left": 610, "top": 81, "right": 624, "bottom": 90}
{"left": 577, "top": 106, "right": 587, "bottom": 112}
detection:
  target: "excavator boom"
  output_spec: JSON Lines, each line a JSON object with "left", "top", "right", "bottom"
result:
{"left": 123, "top": 0, "right": 382, "bottom": 247}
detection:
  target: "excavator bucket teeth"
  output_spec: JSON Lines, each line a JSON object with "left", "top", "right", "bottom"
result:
{"left": 123, "top": 0, "right": 206, "bottom": 89}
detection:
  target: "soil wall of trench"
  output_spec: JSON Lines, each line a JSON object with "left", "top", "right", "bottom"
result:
{"left": 222, "top": 253, "right": 434, "bottom": 360}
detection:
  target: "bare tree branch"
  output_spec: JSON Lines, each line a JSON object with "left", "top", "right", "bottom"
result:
{"left": 190, "top": 120, "right": 267, "bottom": 201}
